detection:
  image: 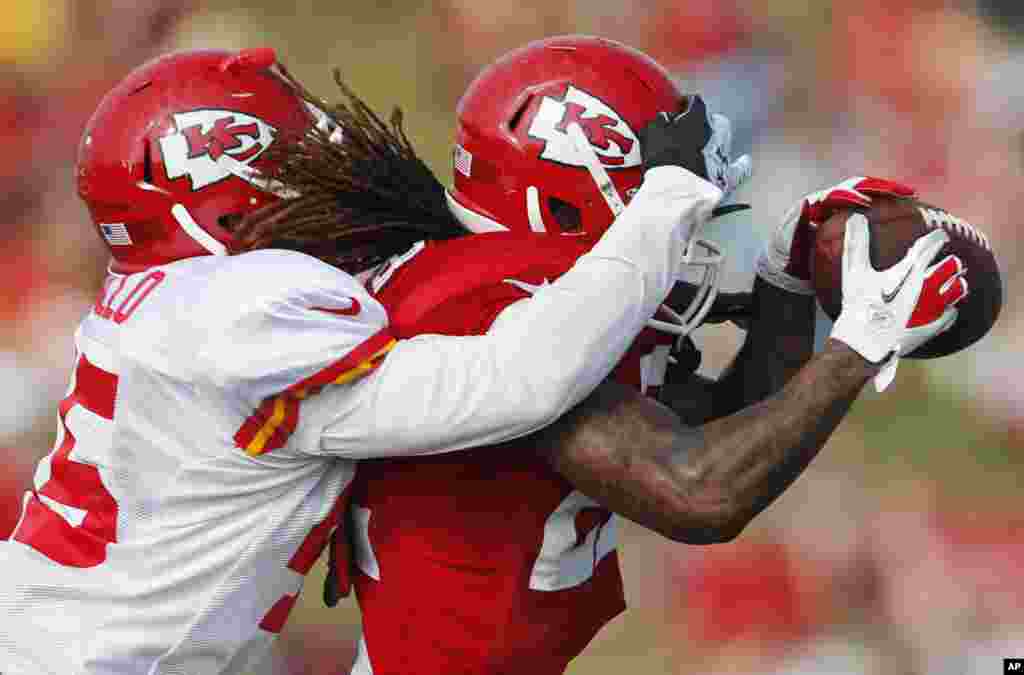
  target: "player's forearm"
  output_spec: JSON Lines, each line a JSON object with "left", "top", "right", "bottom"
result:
{"left": 708, "top": 277, "right": 816, "bottom": 420}
{"left": 689, "top": 338, "right": 874, "bottom": 536}
{"left": 543, "top": 339, "right": 875, "bottom": 543}
{"left": 716, "top": 278, "right": 815, "bottom": 414}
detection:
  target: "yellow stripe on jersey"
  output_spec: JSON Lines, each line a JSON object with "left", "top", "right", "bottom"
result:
{"left": 241, "top": 338, "right": 396, "bottom": 457}
{"left": 244, "top": 396, "right": 289, "bottom": 456}
{"left": 331, "top": 339, "right": 396, "bottom": 386}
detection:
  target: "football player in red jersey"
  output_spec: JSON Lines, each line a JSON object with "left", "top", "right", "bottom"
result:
{"left": 240, "top": 36, "right": 968, "bottom": 674}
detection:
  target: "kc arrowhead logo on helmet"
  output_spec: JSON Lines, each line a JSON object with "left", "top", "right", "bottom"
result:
{"left": 159, "top": 109, "right": 278, "bottom": 190}
{"left": 448, "top": 36, "right": 730, "bottom": 339}
{"left": 527, "top": 86, "right": 641, "bottom": 169}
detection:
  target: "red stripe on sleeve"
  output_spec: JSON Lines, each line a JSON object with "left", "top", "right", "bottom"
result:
{"left": 233, "top": 398, "right": 276, "bottom": 452}
{"left": 234, "top": 328, "right": 396, "bottom": 456}
{"left": 286, "top": 328, "right": 394, "bottom": 394}
{"left": 260, "top": 396, "right": 301, "bottom": 453}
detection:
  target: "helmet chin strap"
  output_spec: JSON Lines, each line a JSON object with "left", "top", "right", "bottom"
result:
{"left": 526, "top": 186, "right": 547, "bottom": 232}
{"left": 171, "top": 204, "right": 228, "bottom": 256}
{"left": 566, "top": 121, "right": 723, "bottom": 341}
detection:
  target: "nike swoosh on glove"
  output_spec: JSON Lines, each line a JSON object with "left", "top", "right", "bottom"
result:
{"left": 829, "top": 213, "right": 968, "bottom": 391}
{"left": 757, "top": 176, "right": 916, "bottom": 295}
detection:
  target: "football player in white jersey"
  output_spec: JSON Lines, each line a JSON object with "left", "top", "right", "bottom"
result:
{"left": 0, "top": 47, "right": 747, "bottom": 674}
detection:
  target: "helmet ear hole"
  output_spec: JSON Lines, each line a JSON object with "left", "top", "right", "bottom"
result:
{"left": 218, "top": 213, "right": 244, "bottom": 233}
{"left": 142, "top": 140, "right": 154, "bottom": 184}
{"left": 548, "top": 197, "right": 582, "bottom": 233}
{"left": 507, "top": 94, "right": 534, "bottom": 132}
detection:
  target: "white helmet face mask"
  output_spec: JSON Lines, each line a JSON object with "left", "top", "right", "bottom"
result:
{"left": 650, "top": 237, "right": 724, "bottom": 340}
{"left": 566, "top": 121, "right": 725, "bottom": 343}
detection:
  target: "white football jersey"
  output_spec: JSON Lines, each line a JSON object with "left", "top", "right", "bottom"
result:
{"left": 0, "top": 165, "right": 722, "bottom": 674}
{"left": 0, "top": 250, "right": 393, "bottom": 674}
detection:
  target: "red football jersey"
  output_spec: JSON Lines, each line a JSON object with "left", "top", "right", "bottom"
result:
{"left": 349, "top": 233, "right": 675, "bottom": 675}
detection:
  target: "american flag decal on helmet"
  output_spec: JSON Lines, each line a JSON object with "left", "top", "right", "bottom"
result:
{"left": 454, "top": 144, "right": 473, "bottom": 177}
{"left": 100, "top": 222, "right": 133, "bottom": 246}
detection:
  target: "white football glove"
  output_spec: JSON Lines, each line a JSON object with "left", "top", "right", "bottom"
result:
{"left": 757, "top": 177, "right": 917, "bottom": 295}
{"left": 701, "top": 111, "right": 752, "bottom": 198}
{"left": 830, "top": 213, "right": 968, "bottom": 391}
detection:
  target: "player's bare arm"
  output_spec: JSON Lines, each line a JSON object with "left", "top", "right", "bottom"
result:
{"left": 542, "top": 337, "right": 870, "bottom": 544}
{"left": 659, "top": 276, "right": 815, "bottom": 426}
{"left": 611, "top": 188, "right": 865, "bottom": 533}
{"left": 709, "top": 277, "right": 815, "bottom": 416}
{"left": 541, "top": 206, "right": 968, "bottom": 544}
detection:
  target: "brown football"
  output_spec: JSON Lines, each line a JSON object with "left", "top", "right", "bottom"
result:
{"left": 812, "top": 196, "right": 1002, "bottom": 358}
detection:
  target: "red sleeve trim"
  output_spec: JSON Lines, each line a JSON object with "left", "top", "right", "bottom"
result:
{"left": 235, "top": 329, "right": 396, "bottom": 456}
{"left": 285, "top": 329, "right": 395, "bottom": 394}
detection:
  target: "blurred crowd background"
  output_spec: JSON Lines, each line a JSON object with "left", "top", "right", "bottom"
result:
{"left": 1, "top": 1, "right": 1021, "bottom": 673}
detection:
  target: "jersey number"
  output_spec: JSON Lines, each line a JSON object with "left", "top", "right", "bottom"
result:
{"left": 354, "top": 490, "right": 616, "bottom": 592}
{"left": 528, "top": 490, "right": 616, "bottom": 591}
{"left": 12, "top": 354, "right": 120, "bottom": 567}
{"left": 94, "top": 271, "right": 165, "bottom": 324}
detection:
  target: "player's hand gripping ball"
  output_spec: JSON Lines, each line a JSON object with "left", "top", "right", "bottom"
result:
{"left": 757, "top": 176, "right": 916, "bottom": 295}
{"left": 813, "top": 196, "right": 1002, "bottom": 358}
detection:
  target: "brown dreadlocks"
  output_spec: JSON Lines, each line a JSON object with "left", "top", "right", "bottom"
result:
{"left": 231, "top": 69, "right": 465, "bottom": 274}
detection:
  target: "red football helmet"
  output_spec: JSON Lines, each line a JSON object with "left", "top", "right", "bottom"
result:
{"left": 447, "top": 35, "right": 726, "bottom": 336}
{"left": 77, "top": 48, "right": 328, "bottom": 273}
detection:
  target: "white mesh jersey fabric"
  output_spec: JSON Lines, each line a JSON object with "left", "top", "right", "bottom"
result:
{"left": 0, "top": 250, "right": 386, "bottom": 674}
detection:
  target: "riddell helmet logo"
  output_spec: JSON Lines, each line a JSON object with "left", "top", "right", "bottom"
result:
{"left": 159, "top": 109, "right": 277, "bottom": 190}
{"left": 527, "top": 86, "right": 640, "bottom": 169}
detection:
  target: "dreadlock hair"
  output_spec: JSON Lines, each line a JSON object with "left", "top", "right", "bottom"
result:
{"left": 231, "top": 68, "right": 465, "bottom": 274}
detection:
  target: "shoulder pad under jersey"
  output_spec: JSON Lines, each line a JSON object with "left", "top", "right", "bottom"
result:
{"left": 194, "top": 249, "right": 391, "bottom": 404}
{"left": 372, "top": 232, "right": 594, "bottom": 337}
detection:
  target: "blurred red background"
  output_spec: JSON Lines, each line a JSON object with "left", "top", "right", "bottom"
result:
{"left": 1, "top": 2, "right": 1020, "bottom": 673}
